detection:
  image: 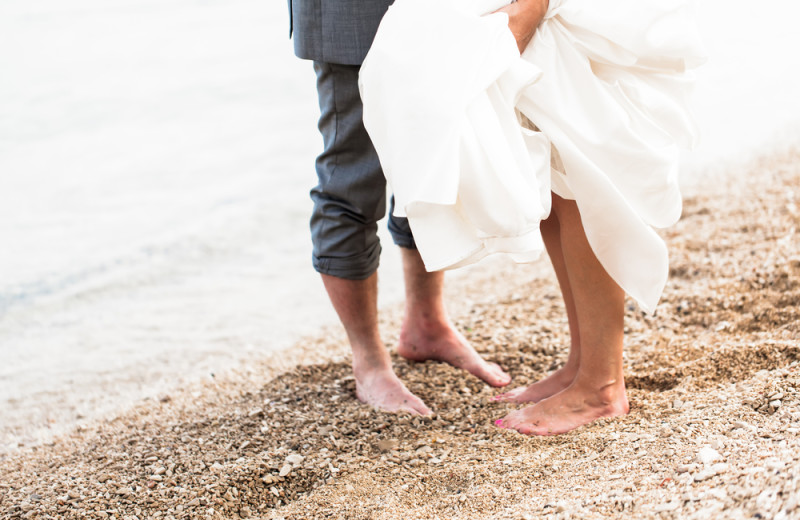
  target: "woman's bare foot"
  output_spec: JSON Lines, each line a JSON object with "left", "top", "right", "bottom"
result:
{"left": 490, "top": 364, "right": 577, "bottom": 403}
{"left": 397, "top": 322, "right": 511, "bottom": 388}
{"left": 494, "top": 380, "right": 629, "bottom": 435}
{"left": 354, "top": 364, "right": 433, "bottom": 416}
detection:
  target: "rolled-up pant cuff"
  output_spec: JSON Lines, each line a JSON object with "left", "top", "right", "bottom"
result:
{"left": 312, "top": 242, "right": 382, "bottom": 280}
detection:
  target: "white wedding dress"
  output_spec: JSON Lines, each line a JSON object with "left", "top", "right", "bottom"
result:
{"left": 359, "top": 0, "right": 705, "bottom": 313}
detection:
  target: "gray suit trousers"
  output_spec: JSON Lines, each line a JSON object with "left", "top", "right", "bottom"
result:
{"left": 310, "top": 62, "right": 415, "bottom": 280}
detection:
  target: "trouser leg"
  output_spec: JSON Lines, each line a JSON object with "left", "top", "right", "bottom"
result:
{"left": 310, "top": 61, "right": 415, "bottom": 279}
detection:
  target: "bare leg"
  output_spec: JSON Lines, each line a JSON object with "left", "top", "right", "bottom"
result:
{"left": 396, "top": 248, "right": 511, "bottom": 387}
{"left": 321, "top": 273, "right": 432, "bottom": 415}
{"left": 491, "top": 212, "right": 581, "bottom": 403}
{"left": 496, "top": 195, "right": 629, "bottom": 435}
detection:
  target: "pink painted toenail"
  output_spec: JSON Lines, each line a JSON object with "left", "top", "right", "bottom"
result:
{"left": 494, "top": 419, "right": 503, "bottom": 426}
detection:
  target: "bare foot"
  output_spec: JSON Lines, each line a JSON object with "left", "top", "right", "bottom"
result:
{"left": 494, "top": 380, "right": 629, "bottom": 435}
{"left": 397, "top": 322, "right": 511, "bottom": 387}
{"left": 490, "top": 365, "right": 577, "bottom": 403}
{"left": 354, "top": 365, "right": 433, "bottom": 416}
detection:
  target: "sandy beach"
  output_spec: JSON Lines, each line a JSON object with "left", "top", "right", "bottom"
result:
{"left": 2, "top": 146, "right": 798, "bottom": 519}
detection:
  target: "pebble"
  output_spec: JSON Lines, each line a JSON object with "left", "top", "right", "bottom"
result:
{"left": 697, "top": 447, "right": 723, "bottom": 465}
{"left": 415, "top": 445, "right": 433, "bottom": 455}
{"left": 694, "top": 470, "right": 716, "bottom": 482}
{"left": 377, "top": 439, "right": 399, "bottom": 452}
{"left": 279, "top": 464, "right": 292, "bottom": 477}
{"left": 710, "top": 463, "right": 729, "bottom": 475}
{"left": 654, "top": 501, "right": 681, "bottom": 512}
{"left": 286, "top": 454, "right": 305, "bottom": 465}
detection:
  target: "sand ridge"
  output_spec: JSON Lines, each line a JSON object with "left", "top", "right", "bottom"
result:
{"left": 1, "top": 148, "right": 799, "bottom": 519}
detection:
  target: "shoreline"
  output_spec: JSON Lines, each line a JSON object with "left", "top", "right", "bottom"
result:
{"left": 2, "top": 147, "right": 799, "bottom": 519}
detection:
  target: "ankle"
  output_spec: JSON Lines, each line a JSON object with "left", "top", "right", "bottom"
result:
{"left": 402, "top": 307, "right": 450, "bottom": 336}
{"left": 572, "top": 375, "right": 626, "bottom": 405}
{"left": 351, "top": 349, "right": 393, "bottom": 381}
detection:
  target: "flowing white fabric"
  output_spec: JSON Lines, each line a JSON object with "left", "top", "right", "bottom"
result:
{"left": 359, "top": 0, "right": 705, "bottom": 312}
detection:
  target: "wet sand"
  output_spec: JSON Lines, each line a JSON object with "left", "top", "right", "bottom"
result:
{"left": 2, "top": 147, "right": 799, "bottom": 519}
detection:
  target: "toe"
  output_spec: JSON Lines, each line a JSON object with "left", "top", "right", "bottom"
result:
{"left": 490, "top": 386, "right": 524, "bottom": 402}
{"left": 472, "top": 361, "right": 511, "bottom": 387}
{"left": 403, "top": 396, "right": 433, "bottom": 416}
{"left": 499, "top": 409, "right": 524, "bottom": 430}
{"left": 488, "top": 363, "right": 512, "bottom": 386}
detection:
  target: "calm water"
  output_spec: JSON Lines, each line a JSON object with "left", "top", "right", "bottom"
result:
{"left": 1, "top": 0, "right": 799, "bottom": 451}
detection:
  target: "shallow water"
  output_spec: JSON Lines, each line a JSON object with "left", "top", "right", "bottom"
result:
{"left": 1, "top": 0, "right": 799, "bottom": 451}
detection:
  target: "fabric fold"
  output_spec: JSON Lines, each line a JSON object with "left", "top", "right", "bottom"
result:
{"left": 360, "top": 0, "right": 551, "bottom": 271}
{"left": 359, "top": 0, "right": 704, "bottom": 312}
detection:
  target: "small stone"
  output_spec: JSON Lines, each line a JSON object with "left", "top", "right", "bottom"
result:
{"left": 694, "top": 469, "right": 715, "bottom": 482}
{"left": 770, "top": 400, "right": 782, "bottom": 410}
{"left": 715, "top": 321, "right": 731, "bottom": 332}
{"left": 279, "top": 464, "right": 292, "bottom": 477}
{"left": 673, "top": 399, "right": 684, "bottom": 410}
{"left": 377, "top": 439, "right": 398, "bottom": 452}
{"left": 211, "top": 462, "right": 224, "bottom": 472}
{"left": 286, "top": 454, "right": 305, "bottom": 465}
{"left": 654, "top": 501, "right": 680, "bottom": 512}
{"left": 697, "top": 447, "right": 722, "bottom": 465}
{"left": 710, "top": 463, "right": 728, "bottom": 475}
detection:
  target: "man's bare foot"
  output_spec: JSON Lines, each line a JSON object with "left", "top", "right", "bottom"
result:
{"left": 354, "top": 365, "right": 433, "bottom": 416}
{"left": 494, "top": 380, "right": 629, "bottom": 435}
{"left": 397, "top": 321, "right": 511, "bottom": 387}
{"left": 490, "top": 365, "right": 577, "bottom": 403}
